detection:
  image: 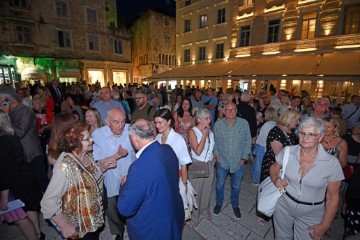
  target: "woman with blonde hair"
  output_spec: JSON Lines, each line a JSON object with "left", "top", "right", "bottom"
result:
{"left": 85, "top": 108, "right": 103, "bottom": 134}
{"left": 260, "top": 108, "right": 301, "bottom": 182}
{"left": 321, "top": 117, "right": 347, "bottom": 168}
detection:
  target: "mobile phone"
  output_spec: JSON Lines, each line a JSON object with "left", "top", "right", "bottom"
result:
{"left": 2, "top": 99, "right": 10, "bottom": 108}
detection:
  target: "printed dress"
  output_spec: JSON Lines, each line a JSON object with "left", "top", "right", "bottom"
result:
{"left": 260, "top": 125, "right": 298, "bottom": 182}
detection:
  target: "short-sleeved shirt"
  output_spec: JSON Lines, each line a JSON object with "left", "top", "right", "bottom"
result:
{"left": 131, "top": 104, "right": 156, "bottom": 122}
{"left": 156, "top": 128, "right": 192, "bottom": 169}
{"left": 276, "top": 145, "right": 344, "bottom": 203}
{"left": 92, "top": 125, "right": 136, "bottom": 197}
{"left": 92, "top": 100, "right": 124, "bottom": 124}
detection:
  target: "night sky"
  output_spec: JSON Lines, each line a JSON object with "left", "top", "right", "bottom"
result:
{"left": 117, "top": 0, "right": 176, "bottom": 26}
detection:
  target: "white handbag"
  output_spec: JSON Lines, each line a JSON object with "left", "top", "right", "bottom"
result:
{"left": 257, "top": 146, "right": 290, "bottom": 217}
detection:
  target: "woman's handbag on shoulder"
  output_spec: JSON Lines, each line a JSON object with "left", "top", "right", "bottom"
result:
{"left": 257, "top": 146, "right": 290, "bottom": 217}
{"left": 188, "top": 159, "right": 210, "bottom": 178}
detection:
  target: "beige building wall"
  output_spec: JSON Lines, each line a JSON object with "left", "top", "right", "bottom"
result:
{"left": 172, "top": 0, "right": 360, "bottom": 101}
{"left": 176, "top": 0, "right": 235, "bottom": 65}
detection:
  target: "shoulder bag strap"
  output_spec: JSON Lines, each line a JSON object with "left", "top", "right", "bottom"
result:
{"left": 346, "top": 105, "right": 359, "bottom": 120}
{"left": 280, "top": 146, "right": 290, "bottom": 179}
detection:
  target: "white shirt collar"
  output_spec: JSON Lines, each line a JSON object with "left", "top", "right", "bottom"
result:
{"left": 135, "top": 140, "right": 156, "bottom": 158}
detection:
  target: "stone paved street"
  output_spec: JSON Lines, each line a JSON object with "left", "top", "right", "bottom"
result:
{"left": 0, "top": 163, "right": 344, "bottom": 240}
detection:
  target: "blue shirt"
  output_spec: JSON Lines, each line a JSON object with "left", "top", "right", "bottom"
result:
{"left": 92, "top": 124, "right": 136, "bottom": 197}
{"left": 91, "top": 100, "right": 124, "bottom": 124}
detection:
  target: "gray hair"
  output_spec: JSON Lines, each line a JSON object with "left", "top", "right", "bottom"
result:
{"left": 0, "top": 85, "right": 19, "bottom": 102}
{"left": 299, "top": 117, "right": 325, "bottom": 137}
{"left": 194, "top": 108, "right": 210, "bottom": 123}
{"left": 128, "top": 120, "right": 154, "bottom": 139}
{"left": 0, "top": 110, "right": 14, "bottom": 136}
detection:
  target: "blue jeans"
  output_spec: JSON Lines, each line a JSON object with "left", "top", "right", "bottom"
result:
{"left": 215, "top": 162, "right": 245, "bottom": 208}
{"left": 251, "top": 144, "right": 266, "bottom": 184}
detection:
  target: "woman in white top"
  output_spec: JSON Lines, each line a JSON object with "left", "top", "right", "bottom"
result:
{"left": 154, "top": 108, "right": 192, "bottom": 188}
{"left": 188, "top": 108, "right": 215, "bottom": 227}
{"left": 251, "top": 107, "right": 278, "bottom": 185}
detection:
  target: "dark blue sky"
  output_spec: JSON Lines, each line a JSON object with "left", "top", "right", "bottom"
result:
{"left": 117, "top": 0, "right": 176, "bottom": 26}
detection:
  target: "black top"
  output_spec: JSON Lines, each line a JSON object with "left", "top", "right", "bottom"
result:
{"left": 237, "top": 101, "right": 257, "bottom": 138}
{"left": 0, "top": 134, "right": 24, "bottom": 191}
{"left": 260, "top": 126, "right": 298, "bottom": 182}
{"left": 343, "top": 134, "right": 360, "bottom": 157}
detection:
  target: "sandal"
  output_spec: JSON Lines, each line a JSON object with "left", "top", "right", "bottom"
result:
{"left": 188, "top": 220, "right": 199, "bottom": 228}
{"left": 204, "top": 211, "right": 212, "bottom": 221}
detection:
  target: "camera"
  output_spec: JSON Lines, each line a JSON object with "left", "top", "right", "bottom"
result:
{"left": 2, "top": 99, "right": 10, "bottom": 108}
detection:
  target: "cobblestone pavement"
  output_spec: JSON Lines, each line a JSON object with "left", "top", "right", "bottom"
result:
{"left": 0, "top": 164, "right": 344, "bottom": 240}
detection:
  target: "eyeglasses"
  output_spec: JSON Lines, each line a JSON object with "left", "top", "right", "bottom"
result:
{"left": 298, "top": 131, "right": 319, "bottom": 140}
{"left": 225, "top": 108, "right": 236, "bottom": 111}
{"left": 81, "top": 138, "right": 92, "bottom": 142}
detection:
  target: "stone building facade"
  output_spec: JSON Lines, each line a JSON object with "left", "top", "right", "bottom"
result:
{"left": 0, "top": 0, "right": 132, "bottom": 87}
{"left": 131, "top": 9, "right": 176, "bottom": 83}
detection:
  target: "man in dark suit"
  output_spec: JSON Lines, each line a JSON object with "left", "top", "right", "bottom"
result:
{"left": 48, "top": 79, "right": 63, "bottom": 114}
{"left": 118, "top": 119, "right": 184, "bottom": 240}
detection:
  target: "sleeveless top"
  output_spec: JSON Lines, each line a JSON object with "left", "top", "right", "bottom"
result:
{"left": 175, "top": 117, "right": 194, "bottom": 147}
{"left": 190, "top": 127, "right": 215, "bottom": 162}
{"left": 324, "top": 139, "right": 343, "bottom": 159}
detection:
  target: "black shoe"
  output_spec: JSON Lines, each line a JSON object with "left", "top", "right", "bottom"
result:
{"left": 39, "top": 232, "right": 45, "bottom": 240}
{"left": 213, "top": 205, "right": 222, "bottom": 216}
{"left": 115, "top": 235, "right": 124, "bottom": 240}
{"left": 233, "top": 207, "right": 241, "bottom": 219}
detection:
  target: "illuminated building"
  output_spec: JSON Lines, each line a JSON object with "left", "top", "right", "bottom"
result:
{"left": 0, "top": 0, "right": 132, "bottom": 86}
{"left": 149, "top": 0, "right": 360, "bottom": 101}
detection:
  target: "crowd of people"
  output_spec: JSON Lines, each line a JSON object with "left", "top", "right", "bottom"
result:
{"left": 0, "top": 80, "right": 359, "bottom": 240}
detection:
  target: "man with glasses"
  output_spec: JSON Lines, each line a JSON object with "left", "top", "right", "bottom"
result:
{"left": 131, "top": 90, "right": 156, "bottom": 122}
{"left": 301, "top": 97, "right": 329, "bottom": 121}
{"left": 213, "top": 102, "right": 252, "bottom": 219}
{"left": 92, "top": 108, "right": 136, "bottom": 240}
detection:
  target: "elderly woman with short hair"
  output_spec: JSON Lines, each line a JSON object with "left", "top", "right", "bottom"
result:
{"left": 270, "top": 117, "right": 344, "bottom": 240}
{"left": 188, "top": 108, "right": 215, "bottom": 227}
{"left": 41, "top": 122, "right": 116, "bottom": 239}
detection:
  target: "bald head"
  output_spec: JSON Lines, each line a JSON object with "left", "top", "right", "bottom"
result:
{"left": 106, "top": 108, "right": 126, "bottom": 136}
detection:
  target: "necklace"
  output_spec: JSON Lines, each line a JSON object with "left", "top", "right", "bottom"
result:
{"left": 322, "top": 135, "right": 336, "bottom": 144}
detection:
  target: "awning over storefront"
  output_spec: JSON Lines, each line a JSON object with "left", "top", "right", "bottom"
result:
{"left": 146, "top": 51, "right": 360, "bottom": 81}
{"left": 313, "top": 52, "right": 360, "bottom": 76}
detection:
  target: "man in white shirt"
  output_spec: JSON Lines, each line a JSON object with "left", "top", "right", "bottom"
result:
{"left": 92, "top": 108, "right": 136, "bottom": 240}
{"left": 341, "top": 95, "right": 360, "bottom": 129}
